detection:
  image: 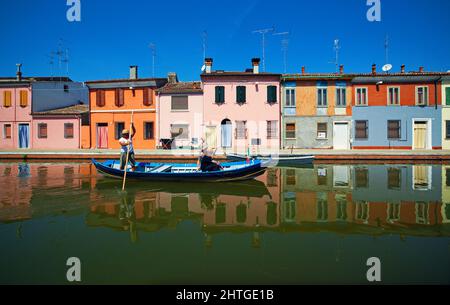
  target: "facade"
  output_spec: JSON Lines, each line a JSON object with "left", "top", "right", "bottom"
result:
{"left": 86, "top": 66, "right": 167, "bottom": 150}
{"left": 157, "top": 74, "right": 204, "bottom": 149}
{"left": 32, "top": 104, "right": 90, "bottom": 149}
{"left": 441, "top": 76, "right": 450, "bottom": 149}
{"left": 201, "top": 58, "right": 281, "bottom": 154}
{"left": 281, "top": 66, "right": 353, "bottom": 149}
{"left": 351, "top": 66, "right": 443, "bottom": 150}
{"left": 0, "top": 66, "right": 88, "bottom": 149}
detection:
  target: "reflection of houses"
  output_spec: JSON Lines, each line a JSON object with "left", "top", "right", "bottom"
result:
{"left": 441, "top": 165, "right": 450, "bottom": 223}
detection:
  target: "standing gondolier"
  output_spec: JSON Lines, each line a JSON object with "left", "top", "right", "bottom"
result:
{"left": 119, "top": 124, "right": 137, "bottom": 172}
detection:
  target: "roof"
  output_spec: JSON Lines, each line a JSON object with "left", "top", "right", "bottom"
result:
{"left": 0, "top": 76, "right": 73, "bottom": 87}
{"left": 32, "top": 104, "right": 89, "bottom": 116}
{"left": 85, "top": 78, "right": 168, "bottom": 89}
{"left": 282, "top": 73, "right": 353, "bottom": 81}
{"left": 351, "top": 74, "right": 445, "bottom": 84}
{"left": 282, "top": 72, "right": 450, "bottom": 83}
{"left": 157, "top": 81, "right": 203, "bottom": 94}
{"left": 201, "top": 71, "right": 281, "bottom": 78}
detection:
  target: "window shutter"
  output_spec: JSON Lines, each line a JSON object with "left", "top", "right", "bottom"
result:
{"left": 446, "top": 87, "right": 450, "bottom": 106}
{"left": 143, "top": 88, "right": 152, "bottom": 106}
{"left": 3, "top": 91, "right": 12, "bottom": 107}
{"left": 20, "top": 90, "right": 28, "bottom": 107}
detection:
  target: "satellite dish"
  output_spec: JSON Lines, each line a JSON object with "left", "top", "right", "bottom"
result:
{"left": 201, "top": 65, "right": 206, "bottom": 72}
{"left": 382, "top": 64, "right": 392, "bottom": 73}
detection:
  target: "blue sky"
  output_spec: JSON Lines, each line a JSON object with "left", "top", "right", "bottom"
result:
{"left": 0, "top": 0, "right": 449, "bottom": 82}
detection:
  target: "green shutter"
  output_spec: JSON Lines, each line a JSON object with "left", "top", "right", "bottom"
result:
{"left": 221, "top": 86, "right": 225, "bottom": 102}
{"left": 267, "top": 86, "right": 277, "bottom": 103}
{"left": 446, "top": 87, "right": 450, "bottom": 106}
{"left": 215, "top": 86, "right": 220, "bottom": 103}
{"left": 237, "top": 86, "right": 246, "bottom": 103}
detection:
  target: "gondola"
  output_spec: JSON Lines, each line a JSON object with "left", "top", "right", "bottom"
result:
{"left": 92, "top": 159, "right": 266, "bottom": 182}
{"left": 226, "top": 153, "right": 315, "bottom": 167}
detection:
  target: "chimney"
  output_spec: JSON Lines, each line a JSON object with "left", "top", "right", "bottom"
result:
{"left": 401, "top": 65, "right": 405, "bottom": 73}
{"left": 339, "top": 65, "right": 344, "bottom": 75}
{"left": 419, "top": 66, "right": 424, "bottom": 73}
{"left": 301, "top": 66, "right": 306, "bottom": 75}
{"left": 252, "top": 58, "right": 260, "bottom": 74}
{"left": 371, "top": 64, "right": 377, "bottom": 75}
{"left": 16, "top": 63, "right": 22, "bottom": 81}
{"left": 130, "top": 66, "right": 138, "bottom": 79}
{"left": 204, "top": 58, "right": 213, "bottom": 74}
{"left": 167, "top": 72, "right": 178, "bottom": 84}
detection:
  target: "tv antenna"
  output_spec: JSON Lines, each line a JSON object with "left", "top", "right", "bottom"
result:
{"left": 149, "top": 43, "right": 156, "bottom": 77}
{"left": 384, "top": 34, "right": 389, "bottom": 64}
{"left": 61, "top": 48, "right": 69, "bottom": 76}
{"left": 252, "top": 27, "right": 275, "bottom": 72}
{"left": 47, "top": 53, "right": 55, "bottom": 77}
{"left": 273, "top": 31, "right": 290, "bottom": 73}
{"left": 202, "top": 30, "right": 208, "bottom": 61}
{"left": 333, "top": 39, "right": 340, "bottom": 73}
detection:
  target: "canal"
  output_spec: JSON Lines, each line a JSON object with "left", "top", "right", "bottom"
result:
{"left": 0, "top": 161, "right": 449, "bottom": 284}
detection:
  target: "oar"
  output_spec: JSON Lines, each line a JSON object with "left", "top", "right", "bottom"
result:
{"left": 122, "top": 111, "right": 134, "bottom": 192}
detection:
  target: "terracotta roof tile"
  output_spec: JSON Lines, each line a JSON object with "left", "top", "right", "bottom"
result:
{"left": 33, "top": 104, "right": 89, "bottom": 115}
{"left": 158, "top": 81, "right": 203, "bottom": 94}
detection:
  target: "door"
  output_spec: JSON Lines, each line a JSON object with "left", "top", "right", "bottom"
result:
{"left": 18, "top": 124, "right": 30, "bottom": 149}
{"left": 221, "top": 119, "right": 232, "bottom": 148}
{"left": 413, "top": 121, "right": 427, "bottom": 149}
{"left": 205, "top": 126, "right": 216, "bottom": 148}
{"left": 97, "top": 123, "right": 109, "bottom": 149}
{"left": 333, "top": 122, "right": 349, "bottom": 150}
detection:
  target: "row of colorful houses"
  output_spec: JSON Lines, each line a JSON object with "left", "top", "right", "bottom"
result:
{"left": 1, "top": 60, "right": 450, "bottom": 151}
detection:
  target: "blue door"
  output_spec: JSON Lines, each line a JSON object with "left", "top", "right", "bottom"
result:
{"left": 18, "top": 124, "right": 29, "bottom": 148}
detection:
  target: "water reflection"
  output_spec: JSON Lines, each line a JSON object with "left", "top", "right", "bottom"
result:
{"left": 0, "top": 162, "right": 449, "bottom": 238}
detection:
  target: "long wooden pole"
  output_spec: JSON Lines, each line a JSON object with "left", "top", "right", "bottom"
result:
{"left": 122, "top": 111, "right": 134, "bottom": 191}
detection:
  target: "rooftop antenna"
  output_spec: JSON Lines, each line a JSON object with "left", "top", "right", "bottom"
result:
{"left": 149, "top": 43, "right": 156, "bottom": 77}
{"left": 384, "top": 34, "right": 389, "bottom": 64}
{"left": 47, "top": 53, "right": 55, "bottom": 77}
{"left": 333, "top": 39, "right": 340, "bottom": 73}
{"left": 252, "top": 27, "right": 275, "bottom": 72}
{"left": 61, "top": 48, "right": 69, "bottom": 76}
{"left": 273, "top": 31, "right": 289, "bottom": 73}
{"left": 202, "top": 30, "right": 208, "bottom": 61}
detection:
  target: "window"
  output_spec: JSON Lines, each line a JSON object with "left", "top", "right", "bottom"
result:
{"left": 285, "top": 123, "right": 296, "bottom": 139}
{"left": 3, "top": 91, "right": 12, "bottom": 108}
{"left": 236, "top": 86, "right": 246, "bottom": 104}
{"left": 317, "top": 168, "right": 327, "bottom": 186}
{"left": 317, "top": 88, "right": 327, "bottom": 107}
{"left": 115, "top": 122, "right": 125, "bottom": 140}
{"left": 336, "top": 87, "right": 346, "bottom": 107}
{"left": 416, "top": 86, "right": 428, "bottom": 106}
{"left": 285, "top": 88, "right": 295, "bottom": 107}
{"left": 317, "top": 194, "right": 328, "bottom": 221}
{"left": 388, "top": 87, "right": 400, "bottom": 105}
{"left": 235, "top": 121, "right": 247, "bottom": 139}
{"left": 286, "top": 169, "right": 296, "bottom": 186}
{"left": 144, "top": 122, "right": 154, "bottom": 140}
{"left": 267, "top": 86, "right": 277, "bottom": 104}
{"left": 64, "top": 123, "right": 74, "bottom": 139}
{"left": 267, "top": 121, "right": 278, "bottom": 139}
{"left": 355, "top": 88, "right": 368, "bottom": 106}
{"left": 355, "top": 120, "right": 368, "bottom": 139}
{"left": 64, "top": 85, "right": 69, "bottom": 93}
{"left": 171, "top": 124, "right": 189, "bottom": 140}
{"left": 355, "top": 167, "right": 368, "bottom": 188}
{"left": 446, "top": 168, "right": 450, "bottom": 187}
{"left": 355, "top": 201, "right": 369, "bottom": 221}
{"left": 267, "top": 168, "right": 278, "bottom": 187}
{"left": 446, "top": 87, "right": 450, "bottom": 106}
{"left": 413, "top": 165, "right": 431, "bottom": 190}
{"left": 171, "top": 96, "right": 189, "bottom": 111}
{"left": 387, "top": 120, "right": 401, "bottom": 139}
{"left": 317, "top": 123, "right": 327, "bottom": 139}
{"left": 387, "top": 203, "right": 401, "bottom": 223}
{"left": 388, "top": 167, "right": 401, "bottom": 189}
{"left": 143, "top": 88, "right": 153, "bottom": 106}
{"left": 19, "top": 90, "right": 28, "bottom": 107}
{"left": 215, "top": 86, "right": 225, "bottom": 104}
{"left": 446, "top": 121, "right": 450, "bottom": 139}
{"left": 115, "top": 89, "right": 124, "bottom": 107}
{"left": 96, "top": 90, "right": 105, "bottom": 107}
{"left": 3, "top": 124, "right": 11, "bottom": 139}
{"left": 38, "top": 123, "right": 47, "bottom": 139}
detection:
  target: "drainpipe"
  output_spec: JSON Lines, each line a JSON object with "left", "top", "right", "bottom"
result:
{"left": 79, "top": 116, "right": 82, "bottom": 149}
{"left": 434, "top": 77, "right": 441, "bottom": 110}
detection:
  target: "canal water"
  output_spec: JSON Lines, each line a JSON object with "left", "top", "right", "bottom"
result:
{"left": 0, "top": 161, "right": 449, "bottom": 284}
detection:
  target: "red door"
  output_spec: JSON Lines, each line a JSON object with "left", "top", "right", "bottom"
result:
{"left": 97, "top": 124, "right": 108, "bottom": 149}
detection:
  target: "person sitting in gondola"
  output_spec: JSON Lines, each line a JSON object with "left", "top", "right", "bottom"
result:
{"left": 198, "top": 147, "right": 223, "bottom": 172}
{"left": 119, "top": 124, "right": 136, "bottom": 172}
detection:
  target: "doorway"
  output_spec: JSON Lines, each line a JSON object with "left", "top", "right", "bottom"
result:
{"left": 333, "top": 122, "right": 350, "bottom": 150}
{"left": 221, "top": 119, "right": 232, "bottom": 148}
{"left": 413, "top": 120, "right": 430, "bottom": 150}
{"left": 18, "top": 123, "right": 30, "bottom": 149}
{"left": 97, "top": 123, "right": 109, "bottom": 149}
{"left": 205, "top": 126, "right": 216, "bottom": 148}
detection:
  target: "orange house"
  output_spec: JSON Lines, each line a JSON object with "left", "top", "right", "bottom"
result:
{"left": 86, "top": 67, "right": 167, "bottom": 149}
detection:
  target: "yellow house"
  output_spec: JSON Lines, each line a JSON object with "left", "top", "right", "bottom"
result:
{"left": 441, "top": 76, "right": 450, "bottom": 149}
{"left": 442, "top": 166, "right": 450, "bottom": 223}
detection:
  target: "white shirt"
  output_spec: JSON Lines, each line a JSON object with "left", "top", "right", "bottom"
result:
{"left": 119, "top": 137, "right": 134, "bottom": 153}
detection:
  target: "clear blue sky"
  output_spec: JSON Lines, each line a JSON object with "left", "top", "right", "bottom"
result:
{"left": 0, "top": 0, "right": 449, "bottom": 82}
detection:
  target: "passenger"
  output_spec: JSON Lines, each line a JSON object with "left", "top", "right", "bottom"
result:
{"left": 198, "top": 147, "right": 223, "bottom": 172}
{"left": 119, "top": 125, "right": 137, "bottom": 171}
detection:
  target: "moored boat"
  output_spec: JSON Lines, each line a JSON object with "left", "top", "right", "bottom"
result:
{"left": 92, "top": 159, "right": 266, "bottom": 182}
{"left": 226, "top": 153, "right": 315, "bottom": 167}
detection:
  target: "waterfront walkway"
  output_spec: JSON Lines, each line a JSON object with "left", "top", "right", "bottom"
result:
{"left": 1, "top": 148, "right": 450, "bottom": 161}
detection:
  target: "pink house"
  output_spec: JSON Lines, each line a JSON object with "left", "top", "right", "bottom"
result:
{"left": 157, "top": 73, "right": 204, "bottom": 149}
{"left": 200, "top": 58, "right": 281, "bottom": 154}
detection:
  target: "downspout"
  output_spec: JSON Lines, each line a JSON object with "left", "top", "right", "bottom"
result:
{"left": 435, "top": 76, "right": 441, "bottom": 110}
{"left": 79, "top": 116, "right": 82, "bottom": 149}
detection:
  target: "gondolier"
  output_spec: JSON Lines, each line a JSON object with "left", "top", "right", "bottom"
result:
{"left": 119, "top": 124, "right": 137, "bottom": 171}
